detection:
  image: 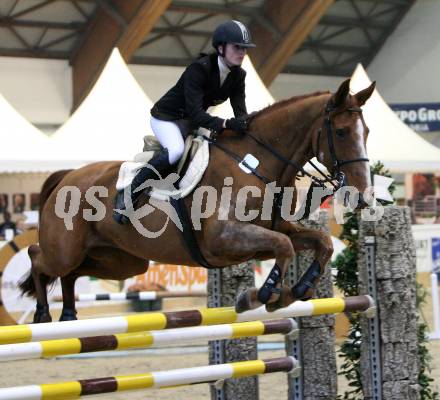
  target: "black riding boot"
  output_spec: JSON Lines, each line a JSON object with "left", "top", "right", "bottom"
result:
{"left": 113, "top": 149, "right": 172, "bottom": 224}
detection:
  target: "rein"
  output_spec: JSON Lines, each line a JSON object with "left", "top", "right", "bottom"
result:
{"left": 201, "top": 136, "right": 272, "bottom": 185}
{"left": 198, "top": 99, "right": 370, "bottom": 225}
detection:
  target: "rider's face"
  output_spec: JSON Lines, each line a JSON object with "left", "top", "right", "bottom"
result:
{"left": 222, "top": 43, "right": 247, "bottom": 67}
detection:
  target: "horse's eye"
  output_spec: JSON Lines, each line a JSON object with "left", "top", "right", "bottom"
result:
{"left": 336, "top": 128, "right": 346, "bottom": 138}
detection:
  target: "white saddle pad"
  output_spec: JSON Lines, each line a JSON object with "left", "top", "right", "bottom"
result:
{"left": 116, "top": 129, "right": 211, "bottom": 201}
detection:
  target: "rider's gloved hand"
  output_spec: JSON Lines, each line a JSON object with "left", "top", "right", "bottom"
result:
{"left": 225, "top": 118, "right": 247, "bottom": 134}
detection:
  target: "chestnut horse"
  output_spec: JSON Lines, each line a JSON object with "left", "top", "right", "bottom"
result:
{"left": 21, "top": 78, "right": 375, "bottom": 323}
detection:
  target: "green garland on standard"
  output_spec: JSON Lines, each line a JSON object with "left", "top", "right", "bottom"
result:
{"left": 331, "top": 161, "right": 438, "bottom": 400}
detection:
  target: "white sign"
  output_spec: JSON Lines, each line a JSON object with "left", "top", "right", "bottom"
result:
{"left": 374, "top": 174, "right": 394, "bottom": 203}
{"left": 1, "top": 247, "right": 90, "bottom": 314}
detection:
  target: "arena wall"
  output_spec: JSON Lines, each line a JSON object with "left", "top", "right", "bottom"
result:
{"left": 0, "top": 0, "right": 437, "bottom": 129}
{"left": 368, "top": 0, "right": 440, "bottom": 103}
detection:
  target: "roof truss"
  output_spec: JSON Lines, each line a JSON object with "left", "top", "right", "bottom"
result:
{"left": 0, "top": 0, "right": 416, "bottom": 78}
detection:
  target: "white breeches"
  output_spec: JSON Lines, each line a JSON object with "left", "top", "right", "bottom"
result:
{"left": 150, "top": 116, "right": 185, "bottom": 164}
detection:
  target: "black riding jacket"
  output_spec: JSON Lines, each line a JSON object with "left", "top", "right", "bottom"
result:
{"left": 150, "top": 53, "right": 247, "bottom": 133}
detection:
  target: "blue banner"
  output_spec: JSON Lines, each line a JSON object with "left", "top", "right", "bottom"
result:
{"left": 433, "top": 237, "right": 440, "bottom": 274}
{"left": 389, "top": 103, "right": 440, "bottom": 132}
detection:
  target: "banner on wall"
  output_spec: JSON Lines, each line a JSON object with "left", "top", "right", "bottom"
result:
{"left": 124, "top": 261, "right": 270, "bottom": 293}
{"left": 390, "top": 103, "right": 440, "bottom": 132}
{"left": 433, "top": 237, "right": 440, "bottom": 274}
{"left": 124, "top": 263, "right": 208, "bottom": 293}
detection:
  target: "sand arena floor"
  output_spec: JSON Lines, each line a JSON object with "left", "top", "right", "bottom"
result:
{"left": 0, "top": 338, "right": 439, "bottom": 399}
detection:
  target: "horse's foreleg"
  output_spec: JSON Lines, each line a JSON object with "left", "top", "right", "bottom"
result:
{"left": 59, "top": 274, "right": 78, "bottom": 321}
{"left": 279, "top": 221, "right": 334, "bottom": 303}
{"left": 205, "top": 221, "right": 294, "bottom": 313}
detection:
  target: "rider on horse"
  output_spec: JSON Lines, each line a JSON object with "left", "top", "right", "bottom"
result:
{"left": 113, "top": 20, "right": 256, "bottom": 224}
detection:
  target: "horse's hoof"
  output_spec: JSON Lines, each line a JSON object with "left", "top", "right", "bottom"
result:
{"left": 33, "top": 304, "right": 52, "bottom": 323}
{"left": 33, "top": 312, "right": 52, "bottom": 324}
{"left": 235, "top": 288, "right": 262, "bottom": 313}
{"left": 59, "top": 309, "right": 78, "bottom": 321}
{"left": 291, "top": 286, "right": 314, "bottom": 302}
{"left": 265, "top": 302, "right": 279, "bottom": 312}
{"left": 265, "top": 286, "right": 294, "bottom": 312}
{"left": 59, "top": 315, "right": 77, "bottom": 321}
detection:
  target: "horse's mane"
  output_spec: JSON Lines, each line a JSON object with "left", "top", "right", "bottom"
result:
{"left": 251, "top": 91, "right": 330, "bottom": 120}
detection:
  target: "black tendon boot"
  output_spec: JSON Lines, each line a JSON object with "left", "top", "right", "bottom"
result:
{"left": 113, "top": 148, "right": 172, "bottom": 224}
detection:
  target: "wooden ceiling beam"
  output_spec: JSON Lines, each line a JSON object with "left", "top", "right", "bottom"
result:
{"left": 71, "top": 0, "right": 170, "bottom": 111}
{"left": 249, "top": 0, "right": 334, "bottom": 86}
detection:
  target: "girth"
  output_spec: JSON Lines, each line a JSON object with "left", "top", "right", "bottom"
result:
{"left": 170, "top": 197, "right": 215, "bottom": 269}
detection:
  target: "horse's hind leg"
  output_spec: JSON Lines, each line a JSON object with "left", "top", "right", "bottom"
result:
{"left": 24, "top": 245, "right": 53, "bottom": 323}
{"left": 59, "top": 274, "right": 78, "bottom": 321}
{"left": 32, "top": 272, "right": 52, "bottom": 323}
{"left": 56, "top": 249, "right": 149, "bottom": 321}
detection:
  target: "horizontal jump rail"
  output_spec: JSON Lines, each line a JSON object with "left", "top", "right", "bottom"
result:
{"left": 0, "top": 356, "right": 299, "bottom": 399}
{"left": 0, "top": 319, "right": 297, "bottom": 362}
{"left": 0, "top": 295, "right": 375, "bottom": 345}
{"left": 51, "top": 290, "right": 207, "bottom": 302}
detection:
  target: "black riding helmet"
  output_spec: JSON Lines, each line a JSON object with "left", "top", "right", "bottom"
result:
{"left": 212, "top": 20, "right": 256, "bottom": 53}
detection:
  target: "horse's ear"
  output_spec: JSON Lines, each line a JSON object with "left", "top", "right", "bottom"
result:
{"left": 333, "top": 78, "right": 351, "bottom": 107}
{"left": 355, "top": 81, "right": 376, "bottom": 106}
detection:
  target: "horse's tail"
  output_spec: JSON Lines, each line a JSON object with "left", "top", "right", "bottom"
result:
{"left": 18, "top": 272, "right": 35, "bottom": 297}
{"left": 39, "top": 169, "right": 73, "bottom": 217}
{"left": 18, "top": 270, "right": 57, "bottom": 298}
{"left": 19, "top": 170, "right": 72, "bottom": 298}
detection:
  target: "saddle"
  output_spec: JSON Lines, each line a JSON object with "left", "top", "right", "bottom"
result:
{"left": 116, "top": 128, "right": 211, "bottom": 201}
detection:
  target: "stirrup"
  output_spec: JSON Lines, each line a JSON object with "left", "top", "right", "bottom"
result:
{"left": 113, "top": 191, "right": 130, "bottom": 225}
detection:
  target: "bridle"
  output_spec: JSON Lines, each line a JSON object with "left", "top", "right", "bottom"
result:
{"left": 307, "top": 101, "right": 369, "bottom": 192}
{"left": 200, "top": 99, "right": 369, "bottom": 223}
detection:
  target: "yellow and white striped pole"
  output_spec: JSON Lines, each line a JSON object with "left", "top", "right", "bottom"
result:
{"left": 0, "top": 319, "right": 297, "bottom": 361}
{"left": 0, "top": 356, "right": 299, "bottom": 399}
{"left": 0, "top": 295, "right": 374, "bottom": 345}
{"left": 51, "top": 290, "right": 207, "bottom": 302}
